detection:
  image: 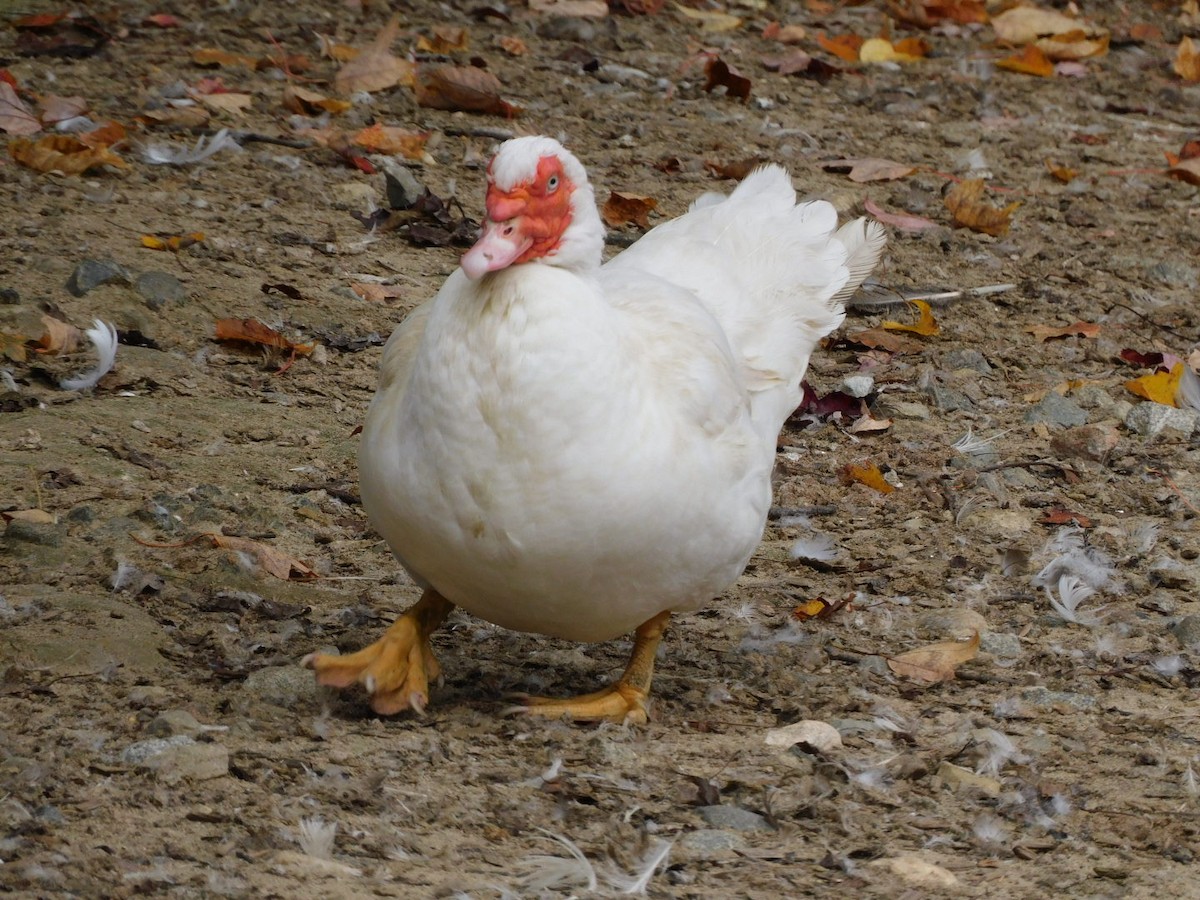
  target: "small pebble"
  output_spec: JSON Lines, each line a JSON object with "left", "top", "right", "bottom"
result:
{"left": 1050, "top": 424, "right": 1119, "bottom": 461}
{"left": 1024, "top": 392, "right": 1087, "bottom": 427}
{"left": 1125, "top": 403, "right": 1199, "bottom": 438}
{"left": 698, "top": 805, "right": 771, "bottom": 832}
{"left": 66, "top": 258, "right": 131, "bottom": 297}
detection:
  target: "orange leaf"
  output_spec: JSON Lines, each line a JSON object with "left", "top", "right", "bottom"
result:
{"left": 882, "top": 299, "right": 939, "bottom": 336}
{"left": 1038, "top": 508, "right": 1093, "bottom": 527}
{"left": 887, "top": 633, "right": 979, "bottom": 683}
{"left": 1044, "top": 158, "right": 1078, "bottom": 183}
{"left": 1167, "top": 157, "right": 1200, "bottom": 186}
{"left": 334, "top": 14, "right": 416, "bottom": 94}
{"left": 840, "top": 461, "right": 895, "bottom": 494}
{"left": 1125, "top": 363, "right": 1183, "bottom": 407}
{"left": 817, "top": 31, "right": 863, "bottom": 62}
{"left": 78, "top": 120, "right": 127, "bottom": 149}
{"left": 416, "top": 25, "right": 469, "bottom": 54}
{"left": 996, "top": 44, "right": 1054, "bottom": 76}
{"left": 142, "top": 232, "right": 204, "bottom": 252}
{"left": 34, "top": 315, "right": 82, "bottom": 354}
{"left": 1175, "top": 36, "right": 1200, "bottom": 83}
{"left": 496, "top": 35, "right": 528, "bottom": 56}
{"left": 282, "top": 84, "right": 351, "bottom": 115}
{"left": 9, "top": 134, "right": 126, "bottom": 174}
{"left": 601, "top": 191, "right": 658, "bottom": 228}
{"left": 860, "top": 37, "right": 925, "bottom": 63}
{"left": 944, "top": 178, "right": 1019, "bottom": 236}
{"left": 1025, "top": 320, "right": 1100, "bottom": 342}
{"left": 352, "top": 124, "right": 431, "bottom": 159}
{"left": 214, "top": 318, "right": 314, "bottom": 356}
{"left": 414, "top": 65, "right": 519, "bottom": 116}
{"left": 192, "top": 48, "right": 258, "bottom": 68}
{"left": 207, "top": 534, "right": 316, "bottom": 580}
{"left": 793, "top": 598, "right": 832, "bottom": 621}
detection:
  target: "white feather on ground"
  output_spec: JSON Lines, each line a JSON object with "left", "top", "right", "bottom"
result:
{"left": 60, "top": 319, "right": 117, "bottom": 391}
{"left": 141, "top": 128, "right": 241, "bottom": 166}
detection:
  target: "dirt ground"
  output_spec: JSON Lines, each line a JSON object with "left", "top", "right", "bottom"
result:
{"left": 2, "top": 1, "right": 1200, "bottom": 897}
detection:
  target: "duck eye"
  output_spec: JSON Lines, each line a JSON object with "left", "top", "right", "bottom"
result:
{"left": 546, "top": 175, "right": 559, "bottom": 192}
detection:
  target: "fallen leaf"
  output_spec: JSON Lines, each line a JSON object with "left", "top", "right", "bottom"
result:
{"left": 821, "top": 157, "right": 916, "bottom": 183}
{"left": 214, "top": 318, "right": 315, "bottom": 356}
{"left": 991, "top": 6, "right": 1105, "bottom": 46}
{"left": 198, "top": 92, "right": 253, "bottom": 116}
{"left": 761, "top": 51, "right": 840, "bottom": 79}
{"left": 282, "top": 84, "right": 351, "bottom": 115}
{"left": 882, "top": 299, "right": 940, "bottom": 336}
{"left": 192, "top": 48, "right": 258, "bottom": 68}
{"left": 1038, "top": 508, "right": 1093, "bottom": 527}
{"left": 38, "top": 93, "right": 88, "bottom": 124}
{"left": 1026, "top": 321, "right": 1099, "bottom": 342}
{"left": 34, "top": 315, "right": 82, "bottom": 354}
{"left": 705, "top": 156, "right": 766, "bottom": 179}
{"left": 860, "top": 37, "right": 925, "bottom": 63}
{"left": 334, "top": 14, "right": 416, "bottom": 94}
{"left": 138, "top": 106, "right": 211, "bottom": 130}
{"left": 840, "top": 461, "right": 896, "bottom": 494}
{"left": 1175, "top": 36, "right": 1200, "bottom": 82}
{"left": 12, "top": 12, "right": 109, "bottom": 58}
{"left": 1, "top": 508, "right": 56, "bottom": 525}
{"left": 1125, "top": 363, "right": 1183, "bottom": 407}
{"left": 141, "top": 232, "right": 204, "bottom": 252}
{"left": 612, "top": 0, "right": 666, "bottom": 13}
{"left": 601, "top": 191, "right": 658, "bottom": 228}
{"left": 1167, "top": 157, "right": 1200, "bottom": 186}
{"left": 703, "top": 56, "right": 751, "bottom": 101}
{"left": 864, "top": 198, "right": 938, "bottom": 232}
{"left": 0, "top": 331, "right": 29, "bottom": 363}
{"left": 1044, "top": 158, "right": 1078, "bottom": 183}
{"left": 352, "top": 124, "right": 431, "bottom": 159}
{"left": 675, "top": 5, "right": 742, "bottom": 32}
{"left": 1036, "top": 33, "right": 1108, "bottom": 61}
{"left": 887, "top": 632, "right": 979, "bottom": 683}
{"left": 763, "top": 22, "right": 807, "bottom": 43}
{"left": 887, "top": 0, "right": 987, "bottom": 28}
{"left": 316, "top": 34, "right": 359, "bottom": 62}
{"left": 144, "top": 13, "right": 182, "bottom": 27}
{"left": 996, "top": 44, "right": 1055, "bottom": 76}
{"left": 207, "top": 534, "right": 316, "bottom": 580}
{"left": 817, "top": 31, "right": 863, "bottom": 62}
{"left": 944, "top": 178, "right": 1019, "bottom": 236}
{"left": 792, "top": 598, "right": 833, "bottom": 621}
{"left": 496, "top": 35, "right": 528, "bottom": 55}
{"left": 9, "top": 134, "right": 127, "bottom": 174}
{"left": 415, "top": 65, "right": 518, "bottom": 116}
{"left": 842, "top": 327, "right": 925, "bottom": 354}
{"left": 416, "top": 25, "right": 469, "bottom": 54}
{"left": 765, "top": 720, "right": 843, "bottom": 752}
{"left": 1127, "top": 23, "right": 1164, "bottom": 43}
{"left": 848, "top": 408, "right": 893, "bottom": 433}
{"left": 350, "top": 283, "right": 404, "bottom": 303}
{"left": 1119, "top": 348, "right": 1165, "bottom": 369}
{"left": 0, "top": 82, "right": 41, "bottom": 135}
{"left": 794, "top": 382, "right": 861, "bottom": 421}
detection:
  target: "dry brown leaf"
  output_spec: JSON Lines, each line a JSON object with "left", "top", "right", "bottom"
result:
{"left": 1035, "top": 32, "right": 1108, "bottom": 61}
{"left": 352, "top": 124, "right": 431, "bottom": 159}
{"left": 334, "top": 14, "right": 415, "bottom": 95}
{"left": 282, "top": 84, "right": 351, "bottom": 115}
{"left": 0, "top": 331, "right": 30, "bottom": 363}
{"left": 996, "top": 44, "right": 1054, "bottom": 76}
{"left": 763, "top": 22, "right": 808, "bottom": 43}
{"left": 991, "top": 6, "right": 1104, "bottom": 45}
{"left": 887, "top": 0, "right": 987, "bottom": 28}
{"left": 1, "top": 508, "right": 56, "bottom": 525}
{"left": 817, "top": 31, "right": 863, "bottom": 62}
{"left": 1175, "top": 36, "right": 1200, "bottom": 82}
{"left": 10, "top": 134, "right": 127, "bottom": 174}
{"left": 703, "top": 56, "right": 751, "bottom": 102}
{"left": 860, "top": 37, "right": 925, "bottom": 63}
{"left": 845, "top": 327, "right": 925, "bottom": 354}
{"left": 1125, "top": 363, "right": 1183, "bottom": 407}
{"left": 888, "top": 632, "right": 979, "bottom": 682}
{"left": 192, "top": 48, "right": 258, "bottom": 68}
{"left": 496, "top": 35, "right": 528, "bottom": 56}
{"left": 601, "top": 191, "right": 658, "bottom": 228}
{"left": 1167, "top": 157, "right": 1200, "bottom": 186}
{"left": 37, "top": 93, "right": 87, "bottom": 125}
{"left": 864, "top": 198, "right": 938, "bottom": 232}
{"left": 198, "top": 92, "right": 253, "bottom": 116}
{"left": 214, "top": 318, "right": 314, "bottom": 356}
{"left": 415, "top": 65, "right": 518, "bottom": 116}
{"left": 207, "top": 534, "right": 316, "bottom": 580}
{"left": 676, "top": 5, "right": 742, "bottom": 32}
{"left": 138, "top": 106, "right": 211, "bottom": 130}
{"left": 34, "top": 315, "right": 82, "bottom": 354}
{"left": 882, "top": 299, "right": 940, "bottom": 336}
{"left": 0, "top": 82, "right": 41, "bottom": 135}
{"left": 316, "top": 34, "right": 358, "bottom": 62}
{"left": 416, "top": 25, "right": 469, "bottom": 54}
{"left": 1026, "top": 320, "right": 1100, "bottom": 342}
{"left": 840, "top": 461, "right": 895, "bottom": 494}
{"left": 350, "top": 283, "right": 404, "bottom": 303}
{"left": 1044, "top": 158, "right": 1078, "bottom": 183}
{"left": 704, "top": 156, "right": 766, "bottom": 180}
{"left": 822, "top": 157, "right": 916, "bottom": 183}
{"left": 944, "top": 178, "right": 1019, "bottom": 236}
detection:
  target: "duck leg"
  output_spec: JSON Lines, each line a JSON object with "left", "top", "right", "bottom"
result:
{"left": 304, "top": 589, "right": 454, "bottom": 715}
{"left": 513, "top": 610, "right": 671, "bottom": 725}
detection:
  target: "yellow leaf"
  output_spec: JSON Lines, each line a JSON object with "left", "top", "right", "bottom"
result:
{"left": 1175, "top": 36, "right": 1200, "bottom": 82}
{"left": 888, "top": 633, "right": 980, "bottom": 683}
{"left": 882, "top": 299, "right": 940, "bottom": 336}
{"left": 1125, "top": 363, "right": 1183, "bottom": 407}
{"left": 840, "top": 461, "right": 895, "bottom": 494}
{"left": 675, "top": 5, "right": 742, "bottom": 32}
{"left": 944, "top": 178, "right": 1020, "bottom": 236}
{"left": 859, "top": 37, "right": 922, "bottom": 63}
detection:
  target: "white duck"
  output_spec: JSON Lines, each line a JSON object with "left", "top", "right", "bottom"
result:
{"left": 306, "top": 136, "right": 885, "bottom": 723}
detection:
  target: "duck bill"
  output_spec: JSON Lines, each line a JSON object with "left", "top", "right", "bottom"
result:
{"left": 461, "top": 218, "right": 533, "bottom": 280}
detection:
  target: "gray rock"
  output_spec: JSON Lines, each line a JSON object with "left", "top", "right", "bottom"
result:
{"left": 1020, "top": 686, "right": 1096, "bottom": 710}
{"left": 916, "top": 607, "right": 989, "bottom": 640}
{"left": 698, "top": 805, "right": 771, "bottom": 832}
{"left": 878, "top": 398, "right": 930, "bottom": 420}
{"left": 3, "top": 520, "right": 61, "bottom": 547}
{"left": 127, "top": 686, "right": 170, "bottom": 708}
{"left": 944, "top": 348, "right": 992, "bottom": 373}
{"left": 0, "top": 287, "right": 19, "bottom": 304}
{"left": 1147, "top": 261, "right": 1197, "bottom": 288}
{"left": 147, "top": 710, "right": 205, "bottom": 737}
{"left": 536, "top": 16, "right": 597, "bottom": 42}
{"left": 1024, "top": 392, "right": 1087, "bottom": 427}
{"left": 136, "top": 271, "right": 186, "bottom": 310}
{"left": 1125, "top": 403, "right": 1199, "bottom": 438}
{"left": 842, "top": 374, "right": 875, "bottom": 398}
{"left": 980, "top": 632, "right": 1023, "bottom": 659}
{"left": 242, "top": 664, "right": 317, "bottom": 709}
{"left": 925, "top": 384, "right": 974, "bottom": 413}
{"left": 678, "top": 829, "right": 742, "bottom": 856}
{"left": 1073, "top": 384, "right": 1115, "bottom": 410}
{"left": 1170, "top": 615, "right": 1200, "bottom": 649}
{"left": 66, "top": 259, "right": 131, "bottom": 296}
{"left": 122, "top": 734, "right": 195, "bottom": 764}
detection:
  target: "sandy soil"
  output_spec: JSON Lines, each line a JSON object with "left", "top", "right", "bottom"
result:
{"left": 2, "top": 1, "right": 1200, "bottom": 897}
